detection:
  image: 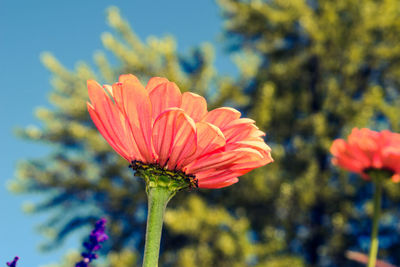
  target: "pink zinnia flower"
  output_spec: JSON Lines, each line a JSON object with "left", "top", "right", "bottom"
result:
{"left": 330, "top": 128, "right": 400, "bottom": 182}
{"left": 87, "top": 74, "right": 273, "bottom": 189}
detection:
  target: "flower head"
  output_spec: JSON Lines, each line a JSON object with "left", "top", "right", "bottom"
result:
{"left": 76, "top": 218, "right": 108, "bottom": 267}
{"left": 330, "top": 128, "right": 400, "bottom": 182}
{"left": 6, "top": 257, "right": 19, "bottom": 267}
{"left": 87, "top": 74, "right": 273, "bottom": 189}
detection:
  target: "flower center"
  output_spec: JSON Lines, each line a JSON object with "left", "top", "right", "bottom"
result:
{"left": 129, "top": 160, "right": 198, "bottom": 192}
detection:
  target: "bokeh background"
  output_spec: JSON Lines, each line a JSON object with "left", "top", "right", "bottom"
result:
{"left": 1, "top": 0, "right": 400, "bottom": 266}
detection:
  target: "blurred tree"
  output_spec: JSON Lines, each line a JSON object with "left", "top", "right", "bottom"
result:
{"left": 11, "top": 0, "right": 400, "bottom": 266}
{"left": 11, "top": 6, "right": 299, "bottom": 267}
{"left": 217, "top": 0, "right": 400, "bottom": 266}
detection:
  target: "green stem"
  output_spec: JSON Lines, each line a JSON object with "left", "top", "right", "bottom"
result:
{"left": 142, "top": 186, "right": 175, "bottom": 267}
{"left": 367, "top": 178, "right": 382, "bottom": 267}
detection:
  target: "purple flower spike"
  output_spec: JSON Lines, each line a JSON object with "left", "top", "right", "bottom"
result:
{"left": 6, "top": 257, "right": 19, "bottom": 267}
{"left": 75, "top": 218, "right": 108, "bottom": 267}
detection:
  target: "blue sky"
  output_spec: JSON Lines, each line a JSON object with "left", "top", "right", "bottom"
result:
{"left": 0, "top": 0, "right": 234, "bottom": 265}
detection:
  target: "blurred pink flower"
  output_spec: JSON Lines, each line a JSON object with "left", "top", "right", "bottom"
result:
{"left": 330, "top": 128, "right": 400, "bottom": 182}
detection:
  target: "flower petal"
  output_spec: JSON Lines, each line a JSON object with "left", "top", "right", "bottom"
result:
{"left": 199, "top": 177, "right": 239, "bottom": 189}
{"left": 111, "top": 74, "right": 146, "bottom": 111}
{"left": 223, "top": 148, "right": 271, "bottom": 174}
{"left": 196, "top": 169, "right": 241, "bottom": 182}
{"left": 146, "top": 77, "right": 170, "bottom": 92}
{"left": 119, "top": 77, "right": 154, "bottom": 162}
{"left": 119, "top": 74, "right": 141, "bottom": 84}
{"left": 225, "top": 139, "right": 274, "bottom": 167}
{"left": 87, "top": 103, "right": 130, "bottom": 161}
{"left": 180, "top": 92, "right": 208, "bottom": 122}
{"left": 152, "top": 108, "right": 196, "bottom": 168}
{"left": 222, "top": 119, "right": 265, "bottom": 142}
{"left": 178, "top": 122, "right": 226, "bottom": 169}
{"left": 149, "top": 82, "right": 182, "bottom": 121}
{"left": 330, "top": 139, "right": 346, "bottom": 156}
{"left": 185, "top": 147, "right": 263, "bottom": 174}
{"left": 202, "top": 107, "right": 241, "bottom": 129}
{"left": 392, "top": 174, "right": 400, "bottom": 183}
{"left": 184, "top": 150, "right": 239, "bottom": 174}
{"left": 109, "top": 74, "right": 146, "bottom": 117}
{"left": 168, "top": 115, "right": 197, "bottom": 170}
{"left": 381, "top": 150, "right": 400, "bottom": 173}
{"left": 332, "top": 157, "right": 365, "bottom": 173}
{"left": 228, "top": 139, "right": 271, "bottom": 153}
{"left": 87, "top": 81, "right": 142, "bottom": 161}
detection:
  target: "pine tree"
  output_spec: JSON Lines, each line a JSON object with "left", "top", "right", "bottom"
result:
{"left": 12, "top": 6, "right": 300, "bottom": 267}
{"left": 11, "top": 1, "right": 400, "bottom": 266}
{"left": 217, "top": 0, "right": 400, "bottom": 266}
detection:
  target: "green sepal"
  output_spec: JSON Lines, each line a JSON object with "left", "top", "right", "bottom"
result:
{"left": 365, "top": 168, "right": 394, "bottom": 183}
{"left": 130, "top": 160, "right": 198, "bottom": 193}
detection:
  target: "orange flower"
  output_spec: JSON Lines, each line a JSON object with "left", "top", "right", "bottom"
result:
{"left": 330, "top": 128, "right": 400, "bottom": 182}
{"left": 87, "top": 74, "right": 273, "bottom": 189}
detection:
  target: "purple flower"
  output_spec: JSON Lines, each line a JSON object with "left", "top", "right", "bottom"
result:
{"left": 6, "top": 257, "right": 19, "bottom": 267}
{"left": 75, "top": 218, "right": 108, "bottom": 267}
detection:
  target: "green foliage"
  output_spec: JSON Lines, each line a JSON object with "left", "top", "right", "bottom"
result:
{"left": 217, "top": 0, "right": 400, "bottom": 265}
{"left": 42, "top": 251, "right": 81, "bottom": 267}
{"left": 11, "top": 1, "right": 400, "bottom": 266}
{"left": 163, "top": 195, "right": 303, "bottom": 267}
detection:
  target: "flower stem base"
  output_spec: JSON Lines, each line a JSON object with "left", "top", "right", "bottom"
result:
{"left": 130, "top": 160, "right": 197, "bottom": 193}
